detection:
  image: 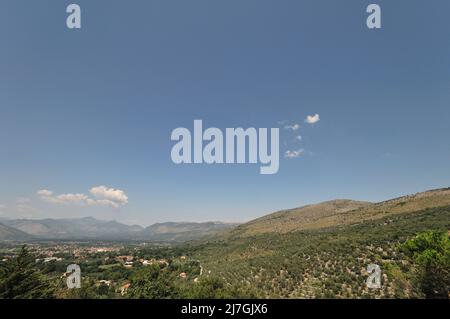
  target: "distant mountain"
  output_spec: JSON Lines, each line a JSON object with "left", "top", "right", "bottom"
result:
{"left": 4, "top": 188, "right": 447, "bottom": 242}
{"left": 1, "top": 218, "right": 238, "bottom": 242}
{"left": 3, "top": 217, "right": 144, "bottom": 240}
{"left": 223, "top": 188, "right": 450, "bottom": 238}
{"left": 139, "top": 222, "right": 239, "bottom": 242}
{"left": 0, "top": 222, "right": 31, "bottom": 240}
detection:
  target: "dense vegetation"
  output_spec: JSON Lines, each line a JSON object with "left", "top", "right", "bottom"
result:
{"left": 189, "top": 205, "right": 450, "bottom": 298}
{"left": 401, "top": 231, "right": 450, "bottom": 298}
{"left": 0, "top": 205, "right": 448, "bottom": 299}
{"left": 0, "top": 246, "right": 54, "bottom": 299}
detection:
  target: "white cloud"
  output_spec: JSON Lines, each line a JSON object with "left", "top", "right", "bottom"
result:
{"left": 58, "top": 193, "right": 88, "bottom": 204}
{"left": 305, "top": 114, "right": 320, "bottom": 124}
{"left": 37, "top": 186, "right": 128, "bottom": 208}
{"left": 295, "top": 135, "right": 302, "bottom": 141}
{"left": 285, "top": 149, "right": 305, "bottom": 158}
{"left": 90, "top": 186, "right": 128, "bottom": 205}
{"left": 39, "top": 192, "right": 88, "bottom": 205}
{"left": 37, "top": 189, "right": 53, "bottom": 197}
{"left": 284, "top": 123, "right": 300, "bottom": 131}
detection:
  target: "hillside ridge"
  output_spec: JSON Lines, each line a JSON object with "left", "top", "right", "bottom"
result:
{"left": 224, "top": 188, "right": 450, "bottom": 237}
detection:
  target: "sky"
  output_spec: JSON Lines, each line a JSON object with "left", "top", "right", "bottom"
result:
{"left": 1, "top": 0, "right": 449, "bottom": 226}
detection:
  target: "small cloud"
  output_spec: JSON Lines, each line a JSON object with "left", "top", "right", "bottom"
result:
{"left": 285, "top": 149, "right": 305, "bottom": 158}
{"left": 295, "top": 135, "right": 302, "bottom": 141}
{"left": 284, "top": 123, "right": 300, "bottom": 131}
{"left": 57, "top": 193, "right": 88, "bottom": 205}
{"left": 90, "top": 186, "right": 128, "bottom": 205}
{"left": 38, "top": 191, "right": 88, "bottom": 205}
{"left": 37, "top": 189, "right": 53, "bottom": 197}
{"left": 37, "top": 186, "right": 128, "bottom": 208}
{"left": 305, "top": 114, "right": 320, "bottom": 124}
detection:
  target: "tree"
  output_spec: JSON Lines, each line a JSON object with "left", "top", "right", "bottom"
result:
{"left": 127, "top": 265, "right": 179, "bottom": 299}
{"left": 185, "top": 277, "right": 258, "bottom": 299}
{"left": 401, "top": 231, "right": 450, "bottom": 299}
{"left": 0, "top": 245, "right": 55, "bottom": 299}
{"left": 187, "top": 277, "right": 229, "bottom": 299}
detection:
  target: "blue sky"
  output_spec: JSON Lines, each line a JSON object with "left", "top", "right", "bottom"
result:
{"left": 1, "top": 1, "right": 449, "bottom": 226}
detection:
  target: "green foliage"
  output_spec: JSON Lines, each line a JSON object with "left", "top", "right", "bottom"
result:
{"left": 127, "top": 264, "right": 179, "bottom": 299}
{"left": 0, "top": 245, "right": 55, "bottom": 299}
{"left": 183, "top": 277, "right": 258, "bottom": 299}
{"left": 191, "top": 205, "right": 450, "bottom": 298}
{"left": 401, "top": 231, "right": 450, "bottom": 298}
{"left": 61, "top": 278, "right": 117, "bottom": 299}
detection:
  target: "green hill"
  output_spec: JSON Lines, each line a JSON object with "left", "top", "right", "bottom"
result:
{"left": 190, "top": 188, "right": 450, "bottom": 298}
{"left": 223, "top": 188, "right": 450, "bottom": 238}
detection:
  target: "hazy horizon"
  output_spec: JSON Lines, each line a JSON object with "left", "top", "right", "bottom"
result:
{"left": 1, "top": 186, "right": 448, "bottom": 227}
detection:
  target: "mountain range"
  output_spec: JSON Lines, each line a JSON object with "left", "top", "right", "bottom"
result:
{"left": 0, "top": 217, "right": 237, "bottom": 242}
{"left": 1, "top": 187, "right": 449, "bottom": 242}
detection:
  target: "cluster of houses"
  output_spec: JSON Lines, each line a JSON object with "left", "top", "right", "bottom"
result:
{"left": 35, "top": 256, "right": 63, "bottom": 263}
{"left": 73, "top": 246, "right": 121, "bottom": 258}
{"left": 113, "top": 255, "right": 170, "bottom": 269}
